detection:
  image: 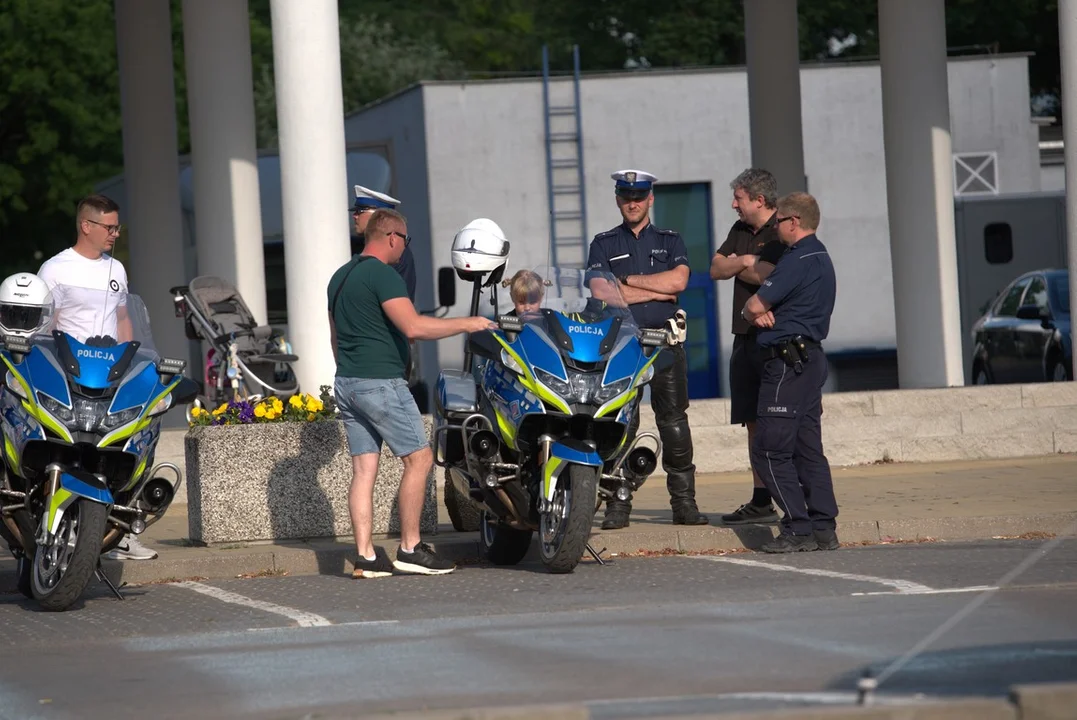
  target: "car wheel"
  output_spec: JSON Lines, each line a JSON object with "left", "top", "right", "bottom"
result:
{"left": 1049, "top": 356, "right": 1072, "bottom": 382}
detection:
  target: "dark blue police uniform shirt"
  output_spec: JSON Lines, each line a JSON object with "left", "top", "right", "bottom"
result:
{"left": 587, "top": 221, "right": 689, "bottom": 329}
{"left": 352, "top": 233, "right": 417, "bottom": 302}
{"left": 755, "top": 233, "right": 836, "bottom": 347}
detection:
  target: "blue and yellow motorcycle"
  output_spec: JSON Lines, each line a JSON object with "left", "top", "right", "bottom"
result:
{"left": 433, "top": 266, "right": 674, "bottom": 573}
{"left": 0, "top": 287, "right": 198, "bottom": 610}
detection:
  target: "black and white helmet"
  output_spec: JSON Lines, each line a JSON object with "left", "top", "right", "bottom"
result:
{"left": 0, "top": 272, "right": 53, "bottom": 338}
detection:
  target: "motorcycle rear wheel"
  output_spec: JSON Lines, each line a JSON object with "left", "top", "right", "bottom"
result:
{"left": 540, "top": 464, "right": 598, "bottom": 574}
{"left": 31, "top": 500, "right": 108, "bottom": 611}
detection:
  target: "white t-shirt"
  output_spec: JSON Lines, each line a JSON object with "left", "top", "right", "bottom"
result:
{"left": 38, "top": 248, "right": 129, "bottom": 342}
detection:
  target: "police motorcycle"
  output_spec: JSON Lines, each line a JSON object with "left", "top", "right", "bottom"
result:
{"left": 0, "top": 275, "right": 198, "bottom": 611}
{"left": 432, "top": 220, "right": 677, "bottom": 574}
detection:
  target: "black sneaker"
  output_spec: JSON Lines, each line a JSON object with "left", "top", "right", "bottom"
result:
{"left": 393, "top": 542, "right": 456, "bottom": 575}
{"left": 353, "top": 547, "right": 395, "bottom": 578}
{"left": 721, "top": 502, "right": 779, "bottom": 525}
{"left": 814, "top": 528, "right": 840, "bottom": 551}
{"left": 760, "top": 533, "right": 818, "bottom": 553}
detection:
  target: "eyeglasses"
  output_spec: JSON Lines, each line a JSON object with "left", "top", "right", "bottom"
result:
{"left": 775, "top": 215, "right": 799, "bottom": 226}
{"left": 87, "top": 218, "right": 123, "bottom": 235}
{"left": 387, "top": 230, "right": 411, "bottom": 247}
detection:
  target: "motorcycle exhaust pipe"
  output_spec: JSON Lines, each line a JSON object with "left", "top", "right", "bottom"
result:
{"left": 1, "top": 515, "right": 25, "bottom": 549}
{"left": 469, "top": 430, "right": 500, "bottom": 460}
{"left": 624, "top": 446, "right": 658, "bottom": 479}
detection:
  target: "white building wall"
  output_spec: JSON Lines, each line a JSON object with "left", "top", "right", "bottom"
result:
{"left": 401, "top": 54, "right": 1040, "bottom": 384}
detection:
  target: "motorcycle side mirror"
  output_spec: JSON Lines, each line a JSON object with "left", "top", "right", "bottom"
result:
{"left": 172, "top": 376, "right": 200, "bottom": 406}
{"left": 438, "top": 267, "right": 456, "bottom": 308}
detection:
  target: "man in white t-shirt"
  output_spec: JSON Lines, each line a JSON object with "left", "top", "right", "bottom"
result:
{"left": 38, "top": 194, "right": 133, "bottom": 344}
{"left": 37, "top": 194, "right": 155, "bottom": 562}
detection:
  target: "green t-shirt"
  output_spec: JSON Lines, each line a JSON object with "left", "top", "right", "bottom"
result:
{"left": 327, "top": 255, "right": 409, "bottom": 379}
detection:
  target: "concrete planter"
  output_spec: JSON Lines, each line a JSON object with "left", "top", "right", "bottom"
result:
{"left": 184, "top": 418, "right": 438, "bottom": 545}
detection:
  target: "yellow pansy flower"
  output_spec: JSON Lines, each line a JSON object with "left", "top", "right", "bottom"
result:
{"left": 190, "top": 406, "right": 202, "bottom": 417}
{"left": 212, "top": 403, "right": 228, "bottom": 416}
{"left": 254, "top": 403, "right": 267, "bottom": 418}
{"left": 289, "top": 395, "right": 304, "bottom": 409}
{"left": 305, "top": 397, "right": 323, "bottom": 413}
{"left": 265, "top": 409, "right": 278, "bottom": 420}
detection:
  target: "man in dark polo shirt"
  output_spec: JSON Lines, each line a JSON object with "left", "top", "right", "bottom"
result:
{"left": 709, "top": 168, "right": 787, "bottom": 525}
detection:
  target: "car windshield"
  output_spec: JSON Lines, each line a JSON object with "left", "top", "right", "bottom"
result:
{"left": 41, "top": 284, "right": 159, "bottom": 357}
{"left": 501, "top": 265, "right": 638, "bottom": 331}
{"left": 1050, "top": 273, "right": 1070, "bottom": 315}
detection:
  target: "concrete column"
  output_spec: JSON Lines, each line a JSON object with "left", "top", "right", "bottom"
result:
{"left": 878, "top": 0, "right": 965, "bottom": 388}
{"left": 182, "top": 0, "right": 268, "bottom": 325}
{"left": 1060, "top": 0, "right": 1077, "bottom": 379}
{"left": 269, "top": 0, "right": 351, "bottom": 394}
{"left": 114, "top": 1, "right": 190, "bottom": 376}
{"left": 744, "top": 0, "right": 807, "bottom": 192}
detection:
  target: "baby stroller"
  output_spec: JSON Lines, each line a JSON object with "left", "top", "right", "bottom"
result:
{"left": 169, "top": 276, "right": 300, "bottom": 408}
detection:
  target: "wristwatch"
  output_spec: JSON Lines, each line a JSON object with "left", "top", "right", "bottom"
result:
{"left": 618, "top": 274, "right": 631, "bottom": 286}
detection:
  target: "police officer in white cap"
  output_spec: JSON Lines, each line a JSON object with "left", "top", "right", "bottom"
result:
{"left": 586, "top": 169, "right": 709, "bottom": 529}
{"left": 352, "top": 185, "right": 416, "bottom": 301}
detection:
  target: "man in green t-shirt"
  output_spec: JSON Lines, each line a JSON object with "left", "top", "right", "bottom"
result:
{"left": 327, "top": 208, "right": 495, "bottom": 578}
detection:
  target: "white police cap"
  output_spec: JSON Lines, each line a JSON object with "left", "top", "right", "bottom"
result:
{"left": 616, "top": 166, "right": 654, "bottom": 192}
{"left": 353, "top": 184, "right": 400, "bottom": 211}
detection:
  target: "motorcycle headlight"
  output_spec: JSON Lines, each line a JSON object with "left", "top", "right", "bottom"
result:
{"left": 38, "top": 394, "right": 75, "bottom": 424}
{"left": 635, "top": 364, "right": 655, "bottom": 387}
{"left": 101, "top": 405, "right": 143, "bottom": 430}
{"left": 534, "top": 367, "right": 571, "bottom": 398}
{"left": 72, "top": 398, "right": 109, "bottom": 433}
{"left": 595, "top": 377, "right": 631, "bottom": 402}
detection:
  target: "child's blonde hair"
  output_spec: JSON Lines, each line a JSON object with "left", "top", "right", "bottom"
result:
{"left": 503, "top": 269, "right": 545, "bottom": 305}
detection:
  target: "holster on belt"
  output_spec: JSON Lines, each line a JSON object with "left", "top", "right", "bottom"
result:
{"left": 774, "top": 335, "right": 814, "bottom": 374}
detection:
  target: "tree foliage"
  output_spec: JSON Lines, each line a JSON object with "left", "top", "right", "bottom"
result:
{"left": 0, "top": 0, "right": 1062, "bottom": 276}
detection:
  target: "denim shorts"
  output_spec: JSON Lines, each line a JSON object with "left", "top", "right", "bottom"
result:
{"left": 334, "top": 376, "right": 428, "bottom": 457}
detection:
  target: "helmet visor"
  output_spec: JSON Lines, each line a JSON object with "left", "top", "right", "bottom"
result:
{"left": 0, "top": 303, "right": 43, "bottom": 333}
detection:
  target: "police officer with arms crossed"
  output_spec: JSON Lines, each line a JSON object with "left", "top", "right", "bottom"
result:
{"left": 587, "top": 169, "right": 709, "bottom": 529}
{"left": 710, "top": 168, "right": 786, "bottom": 526}
{"left": 741, "top": 192, "right": 839, "bottom": 553}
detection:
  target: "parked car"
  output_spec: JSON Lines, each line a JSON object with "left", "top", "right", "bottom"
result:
{"left": 971, "top": 269, "right": 1071, "bottom": 384}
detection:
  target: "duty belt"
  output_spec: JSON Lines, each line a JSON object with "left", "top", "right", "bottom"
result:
{"left": 760, "top": 335, "right": 820, "bottom": 373}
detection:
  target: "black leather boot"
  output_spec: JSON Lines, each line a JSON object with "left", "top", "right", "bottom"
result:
{"left": 601, "top": 499, "right": 632, "bottom": 529}
{"left": 668, "top": 471, "right": 710, "bottom": 525}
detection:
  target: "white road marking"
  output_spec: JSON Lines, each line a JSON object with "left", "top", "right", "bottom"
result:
{"left": 176, "top": 581, "right": 332, "bottom": 627}
{"left": 852, "top": 585, "right": 999, "bottom": 597}
{"left": 698, "top": 556, "right": 944, "bottom": 594}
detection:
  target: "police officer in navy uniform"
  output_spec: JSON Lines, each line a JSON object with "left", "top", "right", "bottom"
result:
{"left": 742, "top": 191, "right": 839, "bottom": 553}
{"left": 587, "top": 169, "right": 709, "bottom": 529}
{"left": 352, "top": 185, "right": 417, "bottom": 302}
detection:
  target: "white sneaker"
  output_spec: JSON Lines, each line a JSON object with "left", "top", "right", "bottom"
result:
{"left": 104, "top": 534, "right": 158, "bottom": 561}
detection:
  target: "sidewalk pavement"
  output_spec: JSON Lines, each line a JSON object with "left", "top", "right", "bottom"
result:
{"left": 54, "top": 453, "right": 1077, "bottom": 586}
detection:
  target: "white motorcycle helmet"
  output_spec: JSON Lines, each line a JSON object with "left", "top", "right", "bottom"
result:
{"left": 0, "top": 272, "right": 54, "bottom": 338}
{"left": 451, "top": 218, "right": 510, "bottom": 280}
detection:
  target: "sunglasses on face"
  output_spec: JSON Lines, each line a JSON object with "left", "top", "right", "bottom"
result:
{"left": 775, "top": 215, "right": 799, "bottom": 226}
{"left": 387, "top": 230, "right": 411, "bottom": 247}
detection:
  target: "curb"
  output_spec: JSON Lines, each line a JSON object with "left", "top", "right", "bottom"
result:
{"left": 274, "top": 682, "right": 1077, "bottom": 719}
{"left": 80, "top": 511, "right": 1077, "bottom": 588}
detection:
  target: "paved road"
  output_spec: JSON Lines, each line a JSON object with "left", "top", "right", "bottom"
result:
{"left": 1, "top": 539, "right": 1075, "bottom": 719}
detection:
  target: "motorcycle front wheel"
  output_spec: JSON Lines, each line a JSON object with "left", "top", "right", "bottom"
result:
{"left": 539, "top": 464, "right": 598, "bottom": 574}
{"left": 31, "top": 499, "right": 108, "bottom": 611}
